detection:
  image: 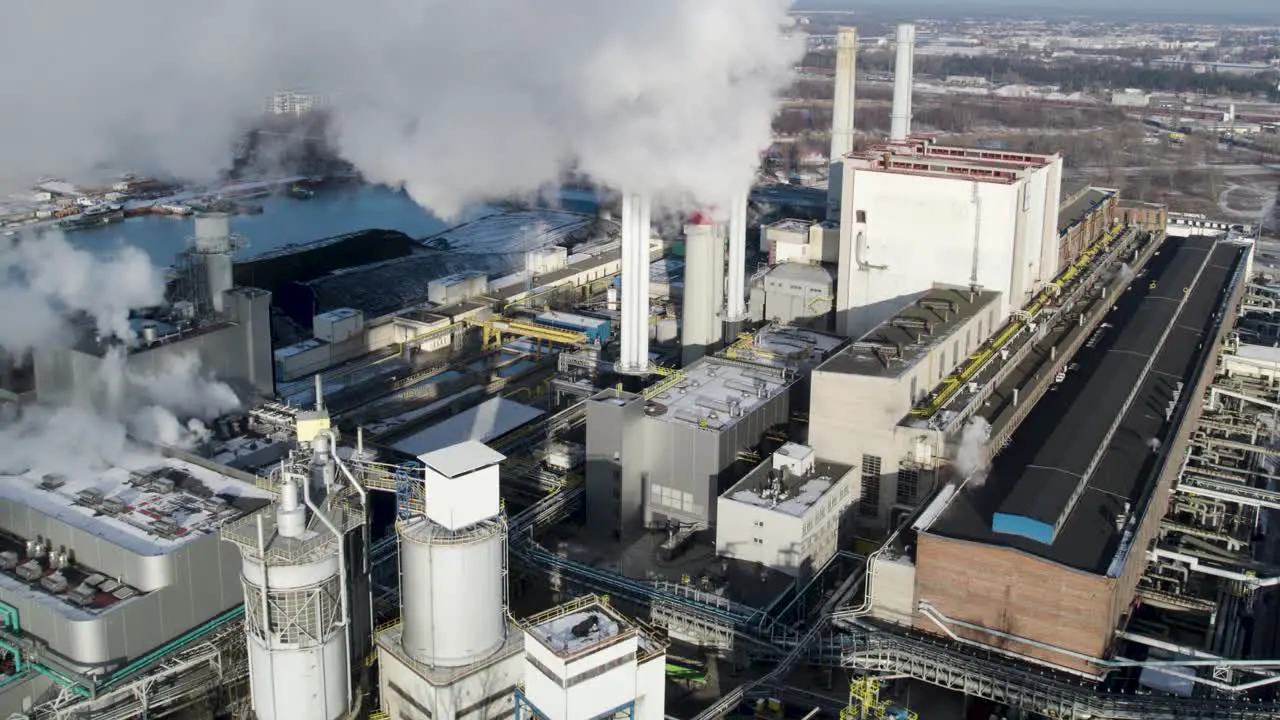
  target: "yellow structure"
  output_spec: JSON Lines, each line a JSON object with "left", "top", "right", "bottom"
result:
{"left": 911, "top": 222, "right": 1129, "bottom": 418}
{"left": 840, "top": 677, "right": 918, "bottom": 720}
{"left": 480, "top": 319, "right": 587, "bottom": 351}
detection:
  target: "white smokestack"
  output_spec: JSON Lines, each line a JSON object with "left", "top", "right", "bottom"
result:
{"left": 619, "top": 191, "right": 652, "bottom": 373}
{"left": 682, "top": 216, "right": 724, "bottom": 364}
{"left": 890, "top": 23, "right": 916, "bottom": 142}
{"left": 827, "top": 26, "right": 858, "bottom": 222}
{"left": 726, "top": 192, "right": 749, "bottom": 323}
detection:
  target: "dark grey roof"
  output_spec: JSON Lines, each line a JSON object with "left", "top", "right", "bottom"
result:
{"left": 926, "top": 237, "right": 1243, "bottom": 575}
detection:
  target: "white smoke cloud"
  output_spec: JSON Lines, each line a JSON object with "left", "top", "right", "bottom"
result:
{"left": 1118, "top": 263, "right": 1135, "bottom": 283}
{"left": 0, "top": 231, "right": 164, "bottom": 349}
{"left": 0, "top": 1, "right": 802, "bottom": 218}
{"left": 952, "top": 416, "right": 992, "bottom": 487}
{"left": 0, "top": 229, "right": 239, "bottom": 470}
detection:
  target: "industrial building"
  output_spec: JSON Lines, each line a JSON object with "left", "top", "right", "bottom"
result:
{"left": 584, "top": 357, "right": 794, "bottom": 538}
{"left": 8, "top": 13, "right": 1280, "bottom": 720}
{"left": 0, "top": 445, "right": 272, "bottom": 716}
{"left": 716, "top": 442, "right": 856, "bottom": 579}
{"left": 808, "top": 286, "right": 1003, "bottom": 530}
{"left": 833, "top": 141, "right": 1064, "bottom": 339}
{"left": 34, "top": 213, "right": 275, "bottom": 402}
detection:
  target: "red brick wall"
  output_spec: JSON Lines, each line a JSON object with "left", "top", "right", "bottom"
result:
{"left": 914, "top": 534, "right": 1116, "bottom": 675}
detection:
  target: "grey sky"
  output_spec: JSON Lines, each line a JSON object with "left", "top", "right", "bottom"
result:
{"left": 794, "top": 0, "right": 1279, "bottom": 20}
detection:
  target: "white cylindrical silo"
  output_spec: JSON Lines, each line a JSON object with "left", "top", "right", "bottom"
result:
{"left": 398, "top": 515, "right": 507, "bottom": 667}
{"left": 240, "top": 518, "right": 350, "bottom": 720}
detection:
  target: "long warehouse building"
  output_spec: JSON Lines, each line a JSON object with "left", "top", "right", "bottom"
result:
{"left": 903, "top": 235, "right": 1250, "bottom": 675}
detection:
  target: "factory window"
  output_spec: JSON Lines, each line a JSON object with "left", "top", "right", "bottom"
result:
{"left": 652, "top": 483, "right": 694, "bottom": 514}
{"left": 859, "top": 455, "right": 881, "bottom": 516}
{"left": 897, "top": 468, "right": 920, "bottom": 503}
{"left": 754, "top": 520, "right": 764, "bottom": 527}
{"left": 856, "top": 210, "right": 867, "bottom": 224}
{"left": 909, "top": 377, "right": 918, "bottom": 404}
{"left": 754, "top": 538, "right": 764, "bottom": 544}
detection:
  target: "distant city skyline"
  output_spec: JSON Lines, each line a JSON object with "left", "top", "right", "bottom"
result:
{"left": 792, "top": 0, "right": 1279, "bottom": 22}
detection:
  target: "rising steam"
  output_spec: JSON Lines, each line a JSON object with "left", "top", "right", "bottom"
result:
{"left": 952, "top": 417, "right": 993, "bottom": 487}
{"left": 1118, "top": 263, "right": 1135, "bottom": 283}
{"left": 0, "top": 0, "right": 803, "bottom": 216}
{"left": 0, "top": 229, "right": 241, "bottom": 478}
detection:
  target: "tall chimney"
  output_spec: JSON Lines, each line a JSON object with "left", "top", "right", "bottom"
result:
{"left": 890, "top": 23, "right": 916, "bottom": 142}
{"left": 682, "top": 214, "right": 724, "bottom": 366}
{"left": 618, "top": 192, "right": 652, "bottom": 374}
{"left": 827, "top": 27, "right": 858, "bottom": 222}
{"left": 725, "top": 192, "right": 749, "bottom": 329}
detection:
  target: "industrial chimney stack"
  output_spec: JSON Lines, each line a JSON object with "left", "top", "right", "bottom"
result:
{"left": 618, "top": 191, "right": 652, "bottom": 374}
{"left": 827, "top": 26, "right": 858, "bottom": 222}
{"left": 725, "top": 192, "right": 749, "bottom": 336}
{"left": 890, "top": 23, "right": 916, "bottom": 142}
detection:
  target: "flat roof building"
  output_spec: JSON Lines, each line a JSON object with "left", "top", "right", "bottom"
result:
{"left": 834, "top": 138, "right": 1063, "bottom": 339}
{"left": 585, "top": 358, "right": 794, "bottom": 540}
{"left": 808, "top": 287, "right": 1003, "bottom": 534}
{"left": 716, "top": 443, "right": 857, "bottom": 578}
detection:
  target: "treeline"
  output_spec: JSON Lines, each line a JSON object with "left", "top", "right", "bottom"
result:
{"left": 801, "top": 50, "right": 1280, "bottom": 100}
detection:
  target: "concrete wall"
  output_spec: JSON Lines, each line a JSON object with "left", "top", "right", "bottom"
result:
{"left": 585, "top": 390, "right": 649, "bottom": 541}
{"left": 378, "top": 638, "right": 522, "bottom": 720}
{"left": 837, "top": 167, "right": 1030, "bottom": 338}
{"left": 585, "top": 384, "right": 792, "bottom": 537}
{"left": 913, "top": 534, "right": 1115, "bottom": 676}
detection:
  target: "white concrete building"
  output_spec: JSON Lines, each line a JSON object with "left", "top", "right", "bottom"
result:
{"left": 518, "top": 596, "right": 666, "bottom": 720}
{"left": 716, "top": 443, "right": 858, "bottom": 578}
{"left": 808, "top": 287, "right": 1003, "bottom": 532}
{"left": 763, "top": 219, "right": 839, "bottom": 266}
{"left": 835, "top": 139, "right": 1063, "bottom": 339}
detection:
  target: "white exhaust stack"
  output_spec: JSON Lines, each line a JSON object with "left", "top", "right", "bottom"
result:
{"left": 827, "top": 27, "right": 858, "bottom": 222}
{"left": 725, "top": 192, "right": 749, "bottom": 325}
{"left": 619, "top": 191, "right": 652, "bottom": 374}
{"left": 890, "top": 23, "right": 916, "bottom": 142}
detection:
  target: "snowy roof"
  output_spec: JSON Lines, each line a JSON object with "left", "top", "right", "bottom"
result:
{"left": 316, "top": 308, "right": 360, "bottom": 321}
{"left": 722, "top": 453, "right": 852, "bottom": 519}
{"left": 1234, "top": 343, "right": 1280, "bottom": 365}
{"left": 527, "top": 601, "right": 634, "bottom": 658}
{"left": 421, "top": 209, "right": 612, "bottom": 256}
{"left": 642, "top": 358, "right": 791, "bottom": 432}
{"left": 390, "top": 397, "right": 545, "bottom": 456}
{"left": 418, "top": 441, "right": 506, "bottom": 478}
{"left": 0, "top": 454, "right": 273, "bottom": 556}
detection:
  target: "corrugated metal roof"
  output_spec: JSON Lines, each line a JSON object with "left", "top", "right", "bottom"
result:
{"left": 391, "top": 397, "right": 545, "bottom": 456}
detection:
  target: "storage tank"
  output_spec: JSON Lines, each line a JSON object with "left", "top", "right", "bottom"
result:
{"left": 398, "top": 515, "right": 508, "bottom": 667}
{"left": 228, "top": 473, "right": 353, "bottom": 720}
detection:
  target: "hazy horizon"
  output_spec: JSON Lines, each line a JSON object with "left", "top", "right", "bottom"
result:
{"left": 792, "top": 0, "right": 1280, "bottom": 22}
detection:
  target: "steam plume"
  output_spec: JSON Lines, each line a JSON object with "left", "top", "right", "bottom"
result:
{"left": 952, "top": 417, "right": 992, "bottom": 487}
{"left": 1118, "top": 263, "right": 1135, "bottom": 283}
{"left": 0, "top": 230, "right": 240, "bottom": 474}
{"left": 0, "top": 0, "right": 803, "bottom": 216}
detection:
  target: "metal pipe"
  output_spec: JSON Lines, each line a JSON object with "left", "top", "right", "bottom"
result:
{"left": 314, "top": 374, "right": 324, "bottom": 411}
{"left": 329, "top": 440, "right": 375, "bottom": 644}
{"left": 300, "top": 469, "right": 352, "bottom": 714}
{"left": 919, "top": 603, "right": 1280, "bottom": 687}
{"left": 254, "top": 513, "right": 275, "bottom": 716}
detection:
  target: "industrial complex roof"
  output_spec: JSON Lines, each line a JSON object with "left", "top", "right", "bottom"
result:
{"left": 418, "top": 440, "right": 505, "bottom": 478}
{"left": 821, "top": 287, "right": 1002, "bottom": 379}
{"left": 643, "top": 358, "right": 791, "bottom": 432}
{"left": 1059, "top": 188, "right": 1116, "bottom": 236}
{"left": 421, "top": 209, "right": 610, "bottom": 256}
{"left": 923, "top": 237, "right": 1243, "bottom": 575}
{"left": 389, "top": 397, "right": 545, "bottom": 456}
{"left": 722, "top": 325, "right": 847, "bottom": 373}
{"left": 0, "top": 453, "right": 272, "bottom": 557}
{"left": 525, "top": 598, "right": 635, "bottom": 658}
{"left": 849, "top": 141, "right": 1058, "bottom": 185}
{"left": 724, "top": 448, "right": 852, "bottom": 519}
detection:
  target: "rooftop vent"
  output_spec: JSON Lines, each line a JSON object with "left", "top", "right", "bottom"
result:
{"left": 39, "top": 474, "right": 67, "bottom": 491}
